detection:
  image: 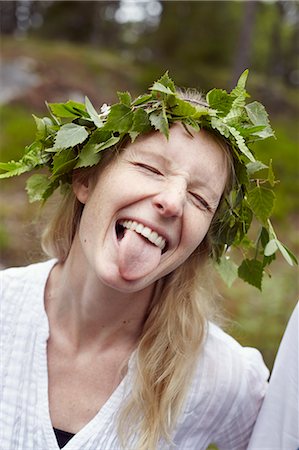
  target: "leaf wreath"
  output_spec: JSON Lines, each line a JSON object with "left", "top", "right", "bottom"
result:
{"left": 0, "top": 70, "right": 297, "bottom": 289}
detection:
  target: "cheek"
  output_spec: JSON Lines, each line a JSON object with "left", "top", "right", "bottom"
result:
{"left": 77, "top": 205, "right": 97, "bottom": 245}
{"left": 183, "top": 213, "right": 212, "bottom": 252}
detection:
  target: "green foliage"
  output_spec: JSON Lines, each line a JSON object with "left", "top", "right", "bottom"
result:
{"left": 253, "top": 119, "right": 299, "bottom": 219}
{"left": 104, "top": 104, "right": 133, "bottom": 133}
{"left": 245, "top": 102, "right": 274, "bottom": 139}
{"left": 215, "top": 256, "right": 238, "bottom": 288}
{"left": 247, "top": 186, "right": 275, "bottom": 224}
{"left": 0, "top": 71, "right": 296, "bottom": 288}
{"left": 25, "top": 174, "right": 52, "bottom": 202}
{"left": 149, "top": 109, "right": 169, "bottom": 138}
{"left": 48, "top": 100, "right": 87, "bottom": 118}
{"left": 0, "top": 105, "right": 36, "bottom": 162}
{"left": 238, "top": 259, "right": 264, "bottom": 290}
{"left": 85, "top": 97, "right": 103, "bottom": 128}
{"left": 54, "top": 123, "right": 89, "bottom": 149}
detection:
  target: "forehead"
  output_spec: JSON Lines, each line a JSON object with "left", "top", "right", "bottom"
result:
{"left": 124, "top": 123, "right": 228, "bottom": 184}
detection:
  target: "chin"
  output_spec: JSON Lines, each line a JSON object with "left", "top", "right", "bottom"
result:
{"left": 94, "top": 263, "right": 153, "bottom": 293}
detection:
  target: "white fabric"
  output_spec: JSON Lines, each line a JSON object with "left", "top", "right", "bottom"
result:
{"left": 0, "top": 260, "right": 269, "bottom": 450}
{"left": 248, "top": 302, "right": 299, "bottom": 450}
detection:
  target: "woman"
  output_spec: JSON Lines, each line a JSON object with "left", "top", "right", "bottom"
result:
{"left": 1, "top": 72, "right": 283, "bottom": 449}
{"left": 248, "top": 301, "right": 299, "bottom": 450}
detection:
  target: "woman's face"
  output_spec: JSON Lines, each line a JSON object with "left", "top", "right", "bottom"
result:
{"left": 73, "top": 123, "right": 228, "bottom": 293}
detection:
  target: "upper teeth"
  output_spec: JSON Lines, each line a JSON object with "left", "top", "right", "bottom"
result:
{"left": 119, "top": 220, "right": 166, "bottom": 251}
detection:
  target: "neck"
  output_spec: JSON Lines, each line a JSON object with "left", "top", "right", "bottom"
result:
{"left": 45, "top": 252, "right": 157, "bottom": 354}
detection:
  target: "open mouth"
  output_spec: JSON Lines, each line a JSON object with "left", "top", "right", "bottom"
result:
{"left": 116, "top": 220, "right": 168, "bottom": 254}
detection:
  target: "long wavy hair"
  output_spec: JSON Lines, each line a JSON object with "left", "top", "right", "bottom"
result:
{"left": 41, "top": 94, "right": 234, "bottom": 449}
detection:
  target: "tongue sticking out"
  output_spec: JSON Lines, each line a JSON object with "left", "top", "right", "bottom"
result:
{"left": 118, "top": 229, "right": 162, "bottom": 281}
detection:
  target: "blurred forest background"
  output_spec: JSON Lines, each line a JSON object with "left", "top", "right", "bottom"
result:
{"left": 0, "top": 0, "right": 298, "bottom": 370}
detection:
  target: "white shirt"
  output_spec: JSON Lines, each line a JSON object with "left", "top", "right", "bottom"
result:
{"left": 248, "top": 302, "right": 299, "bottom": 450}
{"left": 0, "top": 260, "right": 269, "bottom": 450}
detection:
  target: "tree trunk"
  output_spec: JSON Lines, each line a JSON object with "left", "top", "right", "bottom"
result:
{"left": 0, "top": 1, "right": 18, "bottom": 35}
{"left": 231, "top": 1, "right": 258, "bottom": 87}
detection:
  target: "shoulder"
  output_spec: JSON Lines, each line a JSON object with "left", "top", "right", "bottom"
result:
{"left": 0, "top": 258, "right": 56, "bottom": 316}
{"left": 205, "top": 322, "right": 269, "bottom": 379}
{"left": 184, "top": 323, "right": 269, "bottom": 449}
{"left": 1, "top": 258, "right": 56, "bottom": 285}
{"left": 208, "top": 322, "right": 269, "bottom": 405}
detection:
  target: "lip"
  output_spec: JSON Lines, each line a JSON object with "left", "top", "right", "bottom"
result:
{"left": 115, "top": 216, "right": 173, "bottom": 251}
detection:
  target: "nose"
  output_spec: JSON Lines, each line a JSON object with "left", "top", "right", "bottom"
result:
{"left": 152, "top": 183, "right": 186, "bottom": 218}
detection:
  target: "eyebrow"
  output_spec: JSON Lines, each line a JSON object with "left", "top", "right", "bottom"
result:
{"left": 130, "top": 147, "right": 224, "bottom": 202}
{"left": 129, "top": 147, "right": 167, "bottom": 165}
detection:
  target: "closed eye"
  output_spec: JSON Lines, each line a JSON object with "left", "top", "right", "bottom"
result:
{"left": 134, "top": 163, "right": 163, "bottom": 176}
{"left": 190, "top": 192, "right": 212, "bottom": 212}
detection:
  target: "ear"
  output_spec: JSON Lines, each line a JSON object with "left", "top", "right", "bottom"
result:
{"left": 72, "top": 174, "right": 91, "bottom": 204}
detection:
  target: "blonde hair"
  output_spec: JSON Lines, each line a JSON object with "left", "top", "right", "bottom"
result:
{"left": 118, "top": 245, "right": 217, "bottom": 449}
{"left": 41, "top": 92, "right": 233, "bottom": 449}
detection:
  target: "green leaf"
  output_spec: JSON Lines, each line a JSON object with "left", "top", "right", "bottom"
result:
{"left": 149, "top": 108, "right": 169, "bottom": 138}
{"left": 25, "top": 174, "right": 51, "bottom": 202}
{"left": 38, "top": 179, "right": 60, "bottom": 202}
{"left": 48, "top": 100, "right": 86, "bottom": 118}
{"left": 0, "top": 139, "right": 46, "bottom": 178}
{"left": 105, "top": 104, "right": 133, "bottom": 133}
{"left": 152, "top": 72, "right": 176, "bottom": 93}
{"left": 132, "top": 108, "right": 151, "bottom": 133}
{"left": 237, "top": 125, "right": 266, "bottom": 138}
{"left": 215, "top": 256, "right": 238, "bottom": 287}
{"left": 117, "top": 91, "right": 132, "bottom": 106}
{"left": 54, "top": 123, "right": 89, "bottom": 149}
{"left": 223, "top": 106, "right": 245, "bottom": 127}
{"left": 275, "top": 240, "right": 298, "bottom": 266}
{"left": 263, "top": 253, "right": 276, "bottom": 267}
{"left": 206, "top": 89, "right": 233, "bottom": 115}
{"left": 263, "top": 232, "right": 297, "bottom": 266}
{"left": 75, "top": 143, "right": 102, "bottom": 169}
{"left": 234, "top": 160, "right": 249, "bottom": 185}
{"left": 246, "top": 161, "right": 268, "bottom": 175}
{"left": 238, "top": 258, "right": 263, "bottom": 290}
{"left": 227, "top": 126, "right": 255, "bottom": 162}
{"left": 24, "top": 141, "right": 45, "bottom": 163}
{"left": 230, "top": 69, "right": 249, "bottom": 98}
{"left": 74, "top": 135, "right": 121, "bottom": 169}
{"left": 150, "top": 82, "right": 175, "bottom": 95}
{"left": 96, "top": 135, "right": 121, "bottom": 152}
{"left": 33, "top": 115, "right": 47, "bottom": 141}
{"left": 132, "top": 94, "right": 152, "bottom": 106}
{"left": 236, "top": 69, "right": 249, "bottom": 90}
{"left": 85, "top": 97, "right": 103, "bottom": 128}
{"left": 247, "top": 186, "right": 275, "bottom": 223}
{"left": 210, "top": 117, "right": 230, "bottom": 138}
{"left": 0, "top": 161, "right": 31, "bottom": 178}
{"left": 171, "top": 97, "right": 199, "bottom": 118}
{"left": 245, "top": 101, "right": 274, "bottom": 138}
{"left": 182, "top": 117, "right": 200, "bottom": 132}
{"left": 241, "top": 206, "right": 253, "bottom": 235}
{"left": 52, "top": 149, "right": 77, "bottom": 175}
{"left": 88, "top": 129, "right": 112, "bottom": 145}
